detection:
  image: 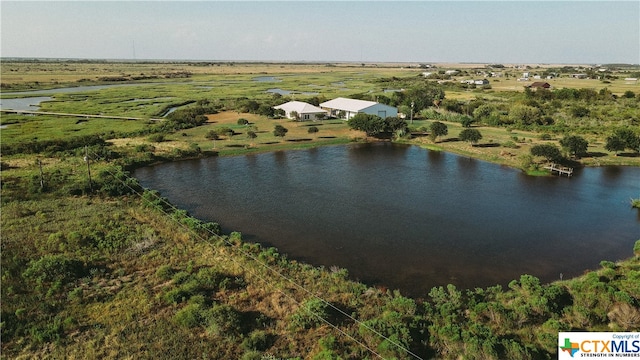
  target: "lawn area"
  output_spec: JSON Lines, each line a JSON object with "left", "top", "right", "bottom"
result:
{"left": 110, "top": 111, "right": 360, "bottom": 156}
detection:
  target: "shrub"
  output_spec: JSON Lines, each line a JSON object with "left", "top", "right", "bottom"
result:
{"left": 156, "top": 265, "right": 175, "bottom": 280}
{"left": 23, "top": 254, "right": 86, "bottom": 285}
{"left": 205, "top": 130, "right": 220, "bottom": 140}
{"left": 147, "top": 133, "right": 166, "bottom": 143}
{"left": 205, "top": 304, "right": 242, "bottom": 336}
{"left": 30, "top": 317, "right": 64, "bottom": 343}
{"left": 174, "top": 303, "right": 206, "bottom": 328}
{"left": 273, "top": 124, "right": 288, "bottom": 138}
{"left": 502, "top": 140, "right": 519, "bottom": 149}
{"left": 289, "top": 298, "right": 329, "bottom": 330}
{"left": 242, "top": 330, "right": 271, "bottom": 351}
{"left": 237, "top": 118, "right": 249, "bottom": 125}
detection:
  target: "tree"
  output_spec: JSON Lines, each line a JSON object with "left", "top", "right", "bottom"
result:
{"left": 290, "top": 111, "right": 300, "bottom": 121}
{"left": 613, "top": 128, "right": 640, "bottom": 153}
{"left": 459, "top": 128, "right": 482, "bottom": 145}
{"left": 247, "top": 130, "right": 257, "bottom": 140}
{"left": 559, "top": 135, "right": 588, "bottom": 158}
{"left": 508, "top": 104, "right": 542, "bottom": 126}
{"left": 530, "top": 144, "right": 562, "bottom": 162}
{"left": 273, "top": 124, "right": 288, "bottom": 138}
{"left": 274, "top": 108, "right": 286, "bottom": 118}
{"left": 401, "top": 84, "right": 445, "bottom": 112}
{"left": 205, "top": 131, "right": 220, "bottom": 148}
{"left": 257, "top": 104, "right": 274, "bottom": 117}
{"left": 605, "top": 134, "right": 626, "bottom": 155}
{"left": 460, "top": 116, "right": 474, "bottom": 128}
{"left": 384, "top": 117, "right": 408, "bottom": 133}
{"left": 570, "top": 106, "right": 590, "bottom": 118}
{"left": 347, "top": 113, "right": 386, "bottom": 136}
{"left": 429, "top": 121, "right": 448, "bottom": 142}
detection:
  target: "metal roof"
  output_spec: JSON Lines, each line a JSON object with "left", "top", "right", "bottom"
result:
{"left": 273, "top": 101, "right": 327, "bottom": 114}
{"left": 319, "top": 97, "right": 379, "bottom": 112}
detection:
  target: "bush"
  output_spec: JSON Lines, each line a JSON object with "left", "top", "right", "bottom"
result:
{"left": 242, "top": 330, "right": 271, "bottom": 351}
{"left": 237, "top": 118, "right": 249, "bottom": 125}
{"left": 459, "top": 128, "right": 482, "bottom": 144}
{"left": 273, "top": 124, "right": 288, "bottom": 138}
{"left": 156, "top": 265, "right": 175, "bottom": 280}
{"left": 205, "top": 304, "right": 242, "bottom": 335}
{"left": 30, "top": 317, "right": 64, "bottom": 343}
{"left": 147, "top": 133, "right": 166, "bottom": 143}
{"left": 205, "top": 130, "right": 220, "bottom": 140}
{"left": 23, "top": 254, "right": 86, "bottom": 285}
{"left": 289, "top": 298, "right": 329, "bottom": 330}
{"left": 174, "top": 303, "right": 206, "bottom": 328}
{"left": 502, "top": 141, "right": 519, "bottom": 149}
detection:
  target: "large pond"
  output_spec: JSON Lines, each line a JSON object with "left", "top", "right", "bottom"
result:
{"left": 133, "top": 143, "right": 640, "bottom": 297}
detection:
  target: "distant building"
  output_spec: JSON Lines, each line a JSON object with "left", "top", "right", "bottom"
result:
{"left": 572, "top": 73, "right": 588, "bottom": 79}
{"left": 273, "top": 101, "right": 328, "bottom": 121}
{"left": 460, "top": 79, "right": 490, "bottom": 86}
{"left": 528, "top": 82, "right": 551, "bottom": 89}
{"left": 320, "top": 97, "right": 397, "bottom": 120}
{"left": 445, "top": 70, "right": 459, "bottom": 76}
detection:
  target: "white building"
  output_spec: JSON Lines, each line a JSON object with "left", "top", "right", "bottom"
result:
{"left": 319, "top": 97, "right": 398, "bottom": 120}
{"left": 273, "top": 101, "right": 328, "bottom": 121}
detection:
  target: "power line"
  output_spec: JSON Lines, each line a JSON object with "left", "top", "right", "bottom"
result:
{"left": 89, "top": 151, "right": 424, "bottom": 359}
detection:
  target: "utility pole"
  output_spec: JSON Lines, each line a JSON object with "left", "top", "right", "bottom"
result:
{"left": 84, "top": 146, "right": 93, "bottom": 193}
{"left": 410, "top": 101, "right": 414, "bottom": 125}
{"left": 38, "top": 158, "right": 44, "bottom": 190}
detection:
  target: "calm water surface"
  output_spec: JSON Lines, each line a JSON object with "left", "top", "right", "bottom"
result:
{"left": 134, "top": 143, "right": 640, "bottom": 297}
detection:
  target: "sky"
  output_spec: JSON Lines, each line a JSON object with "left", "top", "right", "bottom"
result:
{"left": 1, "top": 1, "right": 639, "bottom": 64}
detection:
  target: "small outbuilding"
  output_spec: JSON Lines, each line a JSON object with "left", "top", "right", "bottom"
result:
{"left": 528, "top": 82, "right": 551, "bottom": 89}
{"left": 273, "top": 101, "right": 328, "bottom": 121}
{"left": 319, "top": 97, "right": 398, "bottom": 120}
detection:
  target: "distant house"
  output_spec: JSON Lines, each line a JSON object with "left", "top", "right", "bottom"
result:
{"left": 572, "top": 73, "right": 588, "bottom": 79}
{"left": 273, "top": 101, "right": 328, "bottom": 121}
{"left": 445, "top": 70, "right": 459, "bottom": 76}
{"left": 528, "top": 82, "right": 551, "bottom": 89}
{"left": 320, "top": 97, "right": 398, "bottom": 120}
{"left": 461, "top": 79, "right": 490, "bottom": 86}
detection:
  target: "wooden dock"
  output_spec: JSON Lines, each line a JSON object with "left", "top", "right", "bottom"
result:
{"left": 544, "top": 163, "right": 574, "bottom": 177}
